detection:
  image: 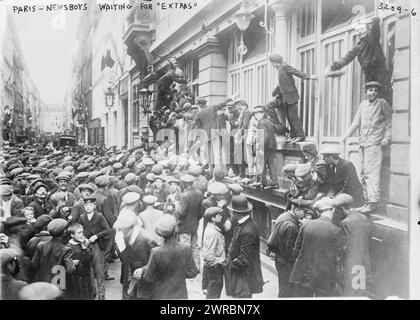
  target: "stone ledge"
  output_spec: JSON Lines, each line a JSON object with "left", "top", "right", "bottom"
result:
{"left": 370, "top": 214, "right": 408, "bottom": 233}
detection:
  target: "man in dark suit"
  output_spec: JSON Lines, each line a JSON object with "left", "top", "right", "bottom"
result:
{"left": 177, "top": 175, "right": 204, "bottom": 270}
{"left": 334, "top": 194, "right": 371, "bottom": 296}
{"left": 48, "top": 173, "right": 76, "bottom": 217}
{"left": 319, "top": 146, "right": 365, "bottom": 208}
{"left": 30, "top": 219, "right": 77, "bottom": 284}
{"left": 225, "top": 195, "right": 264, "bottom": 298}
{"left": 267, "top": 205, "right": 305, "bottom": 297}
{"left": 290, "top": 197, "right": 343, "bottom": 297}
{"left": 134, "top": 214, "right": 199, "bottom": 299}
{"left": 194, "top": 97, "right": 235, "bottom": 171}
{"left": 267, "top": 53, "right": 317, "bottom": 143}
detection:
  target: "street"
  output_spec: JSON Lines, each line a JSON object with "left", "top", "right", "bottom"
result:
{"left": 105, "top": 252, "right": 279, "bottom": 300}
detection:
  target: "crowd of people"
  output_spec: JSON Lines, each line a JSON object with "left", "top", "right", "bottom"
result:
{"left": 0, "top": 130, "right": 373, "bottom": 300}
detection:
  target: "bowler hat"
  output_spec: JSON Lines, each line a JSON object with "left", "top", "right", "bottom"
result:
{"left": 228, "top": 195, "right": 253, "bottom": 213}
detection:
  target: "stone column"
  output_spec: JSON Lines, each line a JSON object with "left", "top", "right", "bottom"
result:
{"left": 270, "top": 0, "right": 294, "bottom": 61}
{"left": 195, "top": 37, "right": 228, "bottom": 106}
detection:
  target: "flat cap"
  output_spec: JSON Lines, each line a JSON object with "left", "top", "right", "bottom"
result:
{"left": 268, "top": 53, "right": 283, "bottom": 63}
{"left": 78, "top": 184, "right": 95, "bottom": 193}
{"left": 88, "top": 171, "right": 100, "bottom": 180}
{"left": 143, "top": 195, "right": 158, "bottom": 205}
{"left": 47, "top": 218, "right": 68, "bottom": 237}
{"left": 166, "top": 176, "right": 181, "bottom": 184}
{"left": 151, "top": 164, "right": 163, "bottom": 175}
{"left": 95, "top": 175, "right": 110, "bottom": 187}
{"left": 189, "top": 166, "right": 202, "bottom": 176}
{"left": 295, "top": 164, "right": 312, "bottom": 177}
{"left": 78, "top": 162, "right": 90, "bottom": 171}
{"left": 251, "top": 105, "right": 265, "bottom": 114}
{"left": 55, "top": 173, "right": 70, "bottom": 182}
{"left": 10, "top": 168, "right": 23, "bottom": 176}
{"left": 142, "top": 158, "right": 155, "bottom": 166}
{"left": 33, "top": 183, "right": 49, "bottom": 193}
{"left": 365, "top": 81, "right": 383, "bottom": 90}
{"left": 63, "top": 166, "right": 74, "bottom": 172}
{"left": 122, "top": 192, "right": 140, "bottom": 205}
{"left": 124, "top": 173, "right": 137, "bottom": 184}
{"left": 204, "top": 206, "right": 223, "bottom": 219}
{"left": 155, "top": 214, "right": 177, "bottom": 238}
{"left": 0, "top": 185, "right": 13, "bottom": 196}
{"left": 4, "top": 216, "right": 27, "bottom": 229}
{"left": 126, "top": 158, "right": 136, "bottom": 168}
{"left": 180, "top": 174, "right": 195, "bottom": 184}
{"left": 333, "top": 193, "right": 354, "bottom": 208}
{"left": 228, "top": 183, "right": 243, "bottom": 195}
{"left": 208, "top": 182, "right": 229, "bottom": 195}
{"left": 76, "top": 172, "right": 89, "bottom": 180}
{"left": 113, "top": 162, "right": 123, "bottom": 170}
{"left": 33, "top": 214, "right": 53, "bottom": 231}
{"left": 301, "top": 143, "right": 318, "bottom": 156}
{"left": 144, "top": 173, "right": 155, "bottom": 182}
{"left": 313, "top": 197, "right": 335, "bottom": 212}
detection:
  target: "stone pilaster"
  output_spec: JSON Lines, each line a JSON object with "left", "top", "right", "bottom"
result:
{"left": 195, "top": 37, "right": 228, "bottom": 105}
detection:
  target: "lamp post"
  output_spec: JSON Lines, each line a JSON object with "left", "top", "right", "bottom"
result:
{"left": 234, "top": 1, "right": 254, "bottom": 100}
{"left": 233, "top": 2, "right": 254, "bottom": 56}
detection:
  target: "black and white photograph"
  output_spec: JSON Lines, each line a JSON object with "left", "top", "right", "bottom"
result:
{"left": 0, "top": 0, "right": 419, "bottom": 304}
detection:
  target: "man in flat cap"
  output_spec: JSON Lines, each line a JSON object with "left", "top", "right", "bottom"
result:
{"left": 30, "top": 219, "right": 78, "bottom": 287}
{"left": 139, "top": 195, "right": 164, "bottom": 243}
{"left": 290, "top": 197, "right": 343, "bottom": 297}
{"left": 177, "top": 174, "right": 204, "bottom": 270}
{"left": 114, "top": 193, "right": 159, "bottom": 300}
{"left": 202, "top": 207, "right": 226, "bottom": 299}
{"left": 28, "top": 184, "right": 51, "bottom": 219}
{"left": 319, "top": 146, "right": 365, "bottom": 208}
{"left": 78, "top": 196, "right": 112, "bottom": 300}
{"left": 289, "top": 163, "right": 319, "bottom": 213}
{"left": 49, "top": 173, "right": 76, "bottom": 217}
{"left": 267, "top": 53, "right": 318, "bottom": 144}
{"left": 341, "top": 81, "right": 392, "bottom": 214}
{"left": 334, "top": 194, "right": 370, "bottom": 296}
{"left": 0, "top": 184, "right": 25, "bottom": 221}
{"left": 133, "top": 214, "right": 199, "bottom": 299}
{"left": 267, "top": 204, "right": 306, "bottom": 297}
{"left": 301, "top": 143, "right": 321, "bottom": 171}
{"left": 325, "top": 17, "right": 391, "bottom": 102}
{"left": 190, "top": 165, "right": 208, "bottom": 195}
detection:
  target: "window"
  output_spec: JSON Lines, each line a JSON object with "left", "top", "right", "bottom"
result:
{"left": 298, "top": 48, "right": 316, "bottom": 137}
{"left": 298, "top": 0, "right": 316, "bottom": 38}
{"left": 322, "top": 0, "right": 374, "bottom": 33}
